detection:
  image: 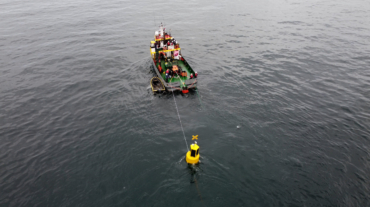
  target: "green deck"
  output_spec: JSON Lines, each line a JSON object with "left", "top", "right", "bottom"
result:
{"left": 155, "top": 60, "right": 194, "bottom": 84}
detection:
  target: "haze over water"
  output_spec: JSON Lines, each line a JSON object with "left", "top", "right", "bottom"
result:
{"left": 1, "top": 0, "right": 370, "bottom": 206}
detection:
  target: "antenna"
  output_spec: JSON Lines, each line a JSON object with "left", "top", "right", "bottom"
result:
{"left": 161, "top": 14, "right": 164, "bottom": 26}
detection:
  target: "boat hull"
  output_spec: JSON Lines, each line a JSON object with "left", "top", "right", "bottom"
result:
{"left": 150, "top": 77, "right": 165, "bottom": 93}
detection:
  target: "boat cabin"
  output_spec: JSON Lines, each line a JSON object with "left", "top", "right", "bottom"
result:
{"left": 150, "top": 24, "right": 196, "bottom": 85}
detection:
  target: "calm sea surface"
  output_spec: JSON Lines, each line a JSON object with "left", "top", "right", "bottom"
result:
{"left": 1, "top": 0, "right": 370, "bottom": 206}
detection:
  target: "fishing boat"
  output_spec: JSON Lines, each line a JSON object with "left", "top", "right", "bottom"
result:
{"left": 150, "top": 24, "right": 197, "bottom": 93}
{"left": 150, "top": 77, "right": 165, "bottom": 93}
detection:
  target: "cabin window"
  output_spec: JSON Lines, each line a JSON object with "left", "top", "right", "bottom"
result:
{"left": 196, "top": 149, "right": 199, "bottom": 155}
{"left": 191, "top": 150, "right": 196, "bottom": 157}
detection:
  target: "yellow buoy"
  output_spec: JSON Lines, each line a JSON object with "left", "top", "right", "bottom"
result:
{"left": 186, "top": 141, "right": 200, "bottom": 164}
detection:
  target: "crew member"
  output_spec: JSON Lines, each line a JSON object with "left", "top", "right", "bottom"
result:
{"left": 165, "top": 69, "right": 170, "bottom": 82}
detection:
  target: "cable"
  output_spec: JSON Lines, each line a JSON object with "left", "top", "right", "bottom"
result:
{"left": 172, "top": 91, "right": 189, "bottom": 151}
{"left": 195, "top": 177, "right": 206, "bottom": 206}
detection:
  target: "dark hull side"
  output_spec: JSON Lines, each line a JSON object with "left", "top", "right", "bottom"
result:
{"left": 151, "top": 60, "right": 197, "bottom": 92}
